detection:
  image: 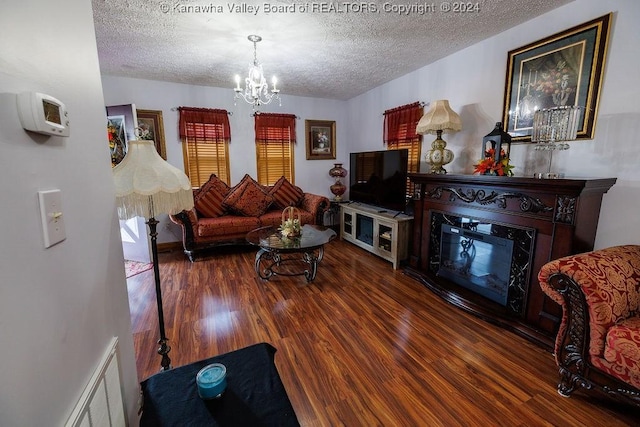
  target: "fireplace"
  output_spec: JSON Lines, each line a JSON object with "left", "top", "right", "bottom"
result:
{"left": 406, "top": 173, "right": 616, "bottom": 348}
{"left": 439, "top": 223, "right": 513, "bottom": 306}
{"left": 356, "top": 214, "right": 374, "bottom": 246}
{"left": 430, "top": 212, "right": 533, "bottom": 316}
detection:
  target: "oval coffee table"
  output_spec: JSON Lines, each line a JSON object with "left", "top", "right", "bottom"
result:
{"left": 246, "top": 224, "right": 336, "bottom": 282}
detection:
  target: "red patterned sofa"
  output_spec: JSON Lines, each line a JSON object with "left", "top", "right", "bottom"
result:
{"left": 170, "top": 174, "right": 330, "bottom": 261}
{"left": 538, "top": 245, "right": 640, "bottom": 407}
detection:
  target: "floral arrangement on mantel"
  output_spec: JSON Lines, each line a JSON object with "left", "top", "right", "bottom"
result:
{"left": 473, "top": 147, "right": 514, "bottom": 176}
{"left": 279, "top": 206, "right": 302, "bottom": 238}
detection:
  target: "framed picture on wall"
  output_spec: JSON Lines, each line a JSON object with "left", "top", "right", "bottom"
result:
{"left": 107, "top": 115, "right": 127, "bottom": 167}
{"left": 305, "top": 120, "right": 336, "bottom": 160}
{"left": 106, "top": 104, "right": 138, "bottom": 167}
{"left": 136, "top": 109, "right": 167, "bottom": 160}
{"left": 501, "top": 13, "right": 611, "bottom": 142}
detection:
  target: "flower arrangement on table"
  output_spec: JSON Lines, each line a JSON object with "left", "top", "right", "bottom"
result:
{"left": 279, "top": 206, "right": 302, "bottom": 238}
{"left": 473, "top": 147, "right": 514, "bottom": 176}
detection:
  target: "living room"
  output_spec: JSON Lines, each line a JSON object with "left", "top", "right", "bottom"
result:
{"left": 1, "top": 0, "right": 639, "bottom": 425}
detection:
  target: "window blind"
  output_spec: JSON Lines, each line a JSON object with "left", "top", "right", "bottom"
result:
{"left": 254, "top": 113, "right": 297, "bottom": 185}
{"left": 178, "top": 107, "right": 231, "bottom": 187}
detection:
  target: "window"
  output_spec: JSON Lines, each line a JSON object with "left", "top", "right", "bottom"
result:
{"left": 254, "top": 113, "right": 297, "bottom": 186}
{"left": 179, "top": 107, "right": 231, "bottom": 187}
{"left": 383, "top": 102, "right": 423, "bottom": 196}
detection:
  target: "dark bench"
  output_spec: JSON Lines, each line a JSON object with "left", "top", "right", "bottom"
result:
{"left": 140, "top": 343, "right": 300, "bottom": 426}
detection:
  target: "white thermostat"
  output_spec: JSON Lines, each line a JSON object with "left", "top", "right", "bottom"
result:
{"left": 17, "top": 92, "right": 70, "bottom": 137}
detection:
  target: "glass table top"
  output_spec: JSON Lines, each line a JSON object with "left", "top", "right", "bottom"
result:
{"left": 246, "top": 224, "right": 336, "bottom": 251}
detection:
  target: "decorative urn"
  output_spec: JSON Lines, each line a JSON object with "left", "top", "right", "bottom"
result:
{"left": 328, "top": 163, "right": 348, "bottom": 201}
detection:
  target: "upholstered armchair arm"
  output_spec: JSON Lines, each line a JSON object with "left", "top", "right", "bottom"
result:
{"left": 539, "top": 245, "right": 640, "bottom": 360}
{"left": 169, "top": 208, "right": 199, "bottom": 259}
{"left": 538, "top": 262, "right": 592, "bottom": 393}
{"left": 300, "top": 193, "right": 330, "bottom": 225}
{"left": 538, "top": 245, "right": 640, "bottom": 398}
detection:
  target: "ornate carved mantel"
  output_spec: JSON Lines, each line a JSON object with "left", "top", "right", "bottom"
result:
{"left": 406, "top": 173, "right": 616, "bottom": 349}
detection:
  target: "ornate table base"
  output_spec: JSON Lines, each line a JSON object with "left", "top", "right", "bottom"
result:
{"left": 255, "top": 247, "right": 325, "bottom": 282}
{"left": 247, "top": 224, "right": 336, "bottom": 283}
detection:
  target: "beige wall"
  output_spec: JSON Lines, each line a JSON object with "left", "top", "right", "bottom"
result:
{"left": 104, "top": 0, "right": 640, "bottom": 249}
{"left": 346, "top": 0, "right": 640, "bottom": 249}
{"left": 0, "top": 0, "right": 139, "bottom": 425}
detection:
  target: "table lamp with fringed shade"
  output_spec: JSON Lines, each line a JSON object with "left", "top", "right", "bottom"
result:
{"left": 113, "top": 139, "right": 194, "bottom": 371}
{"left": 416, "top": 100, "right": 462, "bottom": 174}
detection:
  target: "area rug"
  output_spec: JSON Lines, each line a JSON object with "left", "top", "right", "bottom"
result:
{"left": 125, "top": 260, "right": 153, "bottom": 278}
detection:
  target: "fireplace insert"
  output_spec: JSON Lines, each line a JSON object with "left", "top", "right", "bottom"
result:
{"left": 438, "top": 223, "right": 513, "bottom": 306}
{"left": 429, "top": 212, "right": 535, "bottom": 316}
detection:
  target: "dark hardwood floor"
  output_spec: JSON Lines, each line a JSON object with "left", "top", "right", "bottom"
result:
{"left": 127, "top": 239, "right": 639, "bottom": 426}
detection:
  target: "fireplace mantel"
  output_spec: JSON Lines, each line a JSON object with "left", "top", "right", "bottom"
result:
{"left": 406, "top": 173, "right": 616, "bottom": 349}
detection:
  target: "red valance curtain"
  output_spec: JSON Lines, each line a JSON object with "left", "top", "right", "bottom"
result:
{"left": 178, "top": 107, "right": 231, "bottom": 142}
{"left": 383, "top": 102, "right": 422, "bottom": 145}
{"left": 254, "top": 113, "right": 297, "bottom": 144}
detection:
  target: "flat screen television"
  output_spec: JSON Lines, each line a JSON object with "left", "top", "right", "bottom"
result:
{"left": 349, "top": 149, "right": 409, "bottom": 212}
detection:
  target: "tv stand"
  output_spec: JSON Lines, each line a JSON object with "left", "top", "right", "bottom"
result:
{"left": 340, "top": 202, "right": 413, "bottom": 269}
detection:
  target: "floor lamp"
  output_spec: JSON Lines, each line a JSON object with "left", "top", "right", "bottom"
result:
{"left": 113, "top": 139, "right": 194, "bottom": 371}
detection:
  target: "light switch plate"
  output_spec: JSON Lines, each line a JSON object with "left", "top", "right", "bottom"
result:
{"left": 38, "top": 189, "right": 66, "bottom": 248}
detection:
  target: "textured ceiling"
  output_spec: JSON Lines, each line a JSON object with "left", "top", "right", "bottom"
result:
{"left": 92, "top": 0, "right": 572, "bottom": 101}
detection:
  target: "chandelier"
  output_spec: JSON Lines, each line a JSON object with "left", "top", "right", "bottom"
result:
{"left": 233, "top": 35, "right": 281, "bottom": 108}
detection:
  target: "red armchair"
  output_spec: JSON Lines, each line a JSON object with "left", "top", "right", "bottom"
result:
{"left": 538, "top": 245, "right": 640, "bottom": 407}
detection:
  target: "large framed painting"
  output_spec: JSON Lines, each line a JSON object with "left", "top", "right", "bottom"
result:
{"left": 305, "top": 120, "right": 336, "bottom": 160}
{"left": 136, "top": 109, "right": 167, "bottom": 160}
{"left": 501, "top": 13, "right": 611, "bottom": 142}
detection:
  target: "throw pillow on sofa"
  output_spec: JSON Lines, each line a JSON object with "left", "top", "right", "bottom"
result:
{"left": 223, "top": 174, "right": 274, "bottom": 217}
{"left": 269, "top": 176, "right": 304, "bottom": 209}
{"left": 194, "top": 174, "right": 230, "bottom": 218}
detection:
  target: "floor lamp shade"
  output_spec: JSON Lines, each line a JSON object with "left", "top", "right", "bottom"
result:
{"left": 113, "top": 140, "right": 194, "bottom": 219}
{"left": 112, "top": 139, "right": 194, "bottom": 371}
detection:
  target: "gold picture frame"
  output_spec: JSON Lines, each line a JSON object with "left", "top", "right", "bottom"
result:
{"left": 501, "top": 13, "right": 612, "bottom": 142}
{"left": 305, "top": 120, "right": 336, "bottom": 160}
{"left": 136, "top": 109, "right": 167, "bottom": 159}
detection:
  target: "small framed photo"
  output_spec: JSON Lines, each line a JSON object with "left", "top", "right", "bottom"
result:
{"left": 107, "top": 115, "right": 127, "bottom": 167}
{"left": 136, "top": 109, "right": 167, "bottom": 159}
{"left": 305, "top": 120, "right": 336, "bottom": 160}
{"left": 501, "top": 13, "right": 611, "bottom": 142}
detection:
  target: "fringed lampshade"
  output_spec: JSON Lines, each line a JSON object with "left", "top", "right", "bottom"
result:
{"left": 113, "top": 139, "right": 193, "bottom": 220}
{"left": 416, "top": 100, "right": 462, "bottom": 174}
{"left": 113, "top": 139, "right": 194, "bottom": 371}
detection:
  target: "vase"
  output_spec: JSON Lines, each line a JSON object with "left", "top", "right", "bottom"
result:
{"left": 329, "top": 163, "right": 347, "bottom": 179}
{"left": 329, "top": 163, "right": 348, "bottom": 201}
{"left": 330, "top": 181, "right": 346, "bottom": 201}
